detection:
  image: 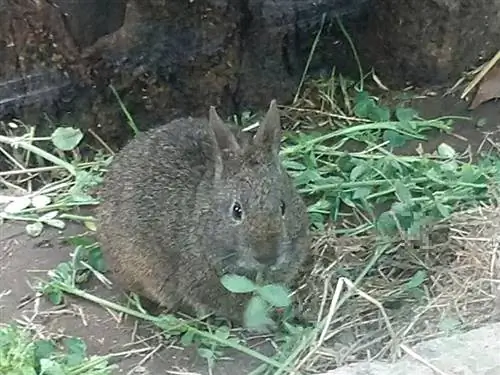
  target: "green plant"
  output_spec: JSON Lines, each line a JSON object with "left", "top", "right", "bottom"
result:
{"left": 220, "top": 274, "right": 293, "bottom": 331}
{"left": 280, "top": 89, "right": 499, "bottom": 239}
{"left": 0, "top": 324, "right": 116, "bottom": 375}
{"left": 0, "top": 125, "right": 109, "bottom": 235}
{"left": 42, "top": 237, "right": 107, "bottom": 305}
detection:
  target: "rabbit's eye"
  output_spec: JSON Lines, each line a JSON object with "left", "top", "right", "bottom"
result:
{"left": 232, "top": 201, "right": 243, "bottom": 221}
{"left": 280, "top": 200, "right": 286, "bottom": 216}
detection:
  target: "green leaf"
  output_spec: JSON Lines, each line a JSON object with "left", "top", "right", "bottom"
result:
{"left": 4, "top": 196, "right": 32, "bottom": 214}
{"left": 391, "top": 202, "right": 412, "bottom": 217}
{"left": 341, "top": 196, "right": 356, "bottom": 208}
{"left": 309, "top": 213, "right": 325, "bottom": 231}
{"left": 180, "top": 330, "right": 195, "bottom": 346}
{"left": 352, "top": 187, "right": 371, "bottom": 200}
{"left": 436, "top": 201, "right": 451, "bottom": 217}
{"left": 88, "top": 247, "right": 107, "bottom": 273}
{"left": 355, "top": 90, "right": 370, "bottom": 103}
{"left": 405, "top": 270, "right": 427, "bottom": 289}
{"left": 155, "top": 314, "right": 185, "bottom": 335}
{"left": 31, "top": 195, "right": 51, "bottom": 209}
{"left": 43, "top": 219, "right": 66, "bottom": 230}
{"left": 49, "top": 262, "right": 73, "bottom": 285}
{"left": 350, "top": 163, "right": 366, "bottom": 181}
{"left": 51, "top": 127, "right": 84, "bottom": 151}
{"left": 354, "top": 92, "right": 389, "bottom": 122}
{"left": 26, "top": 222, "right": 44, "bottom": 237}
{"left": 371, "top": 105, "right": 391, "bottom": 122}
{"left": 243, "top": 296, "right": 273, "bottom": 330}
{"left": 39, "top": 211, "right": 59, "bottom": 221}
{"left": 197, "top": 348, "right": 215, "bottom": 360}
{"left": 394, "top": 181, "right": 412, "bottom": 204}
{"left": 293, "top": 169, "right": 321, "bottom": 186}
{"left": 63, "top": 337, "right": 86, "bottom": 366}
{"left": 376, "top": 211, "right": 397, "bottom": 235}
{"left": 459, "top": 164, "right": 477, "bottom": 183}
{"left": 395, "top": 211, "right": 415, "bottom": 231}
{"left": 383, "top": 130, "right": 409, "bottom": 148}
{"left": 220, "top": 274, "right": 257, "bottom": 293}
{"left": 441, "top": 160, "right": 459, "bottom": 172}
{"left": 307, "top": 199, "right": 331, "bottom": 212}
{"left": 33, "top": 340, "right": 56, "bottom": 361}
{"left": 437, "top": 143, "right": 456, "bottom": 159}
{"left": 395, "top": 107, "right": 418, "bottom": 122}
{"left": 39, "top": 358, "right": 65, "bottom": 375}
{"left": 214, "top": 326, "right": 230, "bottom": 340}
{"left": 47, "top": 289, "right": 63, "bottom": 305}
{"left": 257, "top": 284, "right": 292, "bottom": 308}
{"left": 353, "top": 91, "right": 372, "bottom": 118}
{"left": 407, "top": 220, "right": 423, "bottom": 238}
{"left": 425, "top": 168, "right": 442, "bottom": 183}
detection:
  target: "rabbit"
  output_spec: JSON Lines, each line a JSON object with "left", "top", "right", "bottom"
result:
{"left": 95, "top": 100, "right": 311, "bottom": 326}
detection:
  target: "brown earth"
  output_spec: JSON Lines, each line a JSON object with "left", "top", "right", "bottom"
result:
{"left": 1, "top": 0, "right": 499, "bottom": 151}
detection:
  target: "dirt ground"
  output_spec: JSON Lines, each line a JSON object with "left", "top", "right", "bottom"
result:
{"left": 0, "top": 220, "right": 275, "bottom": 374}
{"left": 1, "top": 92, "right": 499, "bottom": 374}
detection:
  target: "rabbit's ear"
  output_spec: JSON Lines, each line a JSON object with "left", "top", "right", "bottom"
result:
{"left": 206, "top": 106, "right": 241, "bottom": 179}
{"left": 253, "top": 99, "right": 281, "bottom": 156}
{"left": 209, "top": 106, "right": 241, "bottom": 153}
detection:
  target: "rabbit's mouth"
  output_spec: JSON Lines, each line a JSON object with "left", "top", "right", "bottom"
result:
{"left": 219, "top": 263, "right": 263, "bottom": 282}
{"left": 224, "top": 262, "right": 284, "bottom": 282}
{"left": 220, "top": 261, "right": 259, "bottom": 279}
{"left": 216, "top": 251, "right": 286, "bottom": 281}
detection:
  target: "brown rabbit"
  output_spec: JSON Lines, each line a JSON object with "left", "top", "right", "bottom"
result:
{"left": 96, "top": 100, "right": 311, "bottom": 325}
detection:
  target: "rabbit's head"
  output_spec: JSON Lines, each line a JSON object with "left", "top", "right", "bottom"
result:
{"left": 198, "top": 100, "right": 310, "bottom": 282}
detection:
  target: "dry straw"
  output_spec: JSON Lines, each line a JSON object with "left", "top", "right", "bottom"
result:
{"left": 291, "top": 201, "right": 500, "bottom": 373}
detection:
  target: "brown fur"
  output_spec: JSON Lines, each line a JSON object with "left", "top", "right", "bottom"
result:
{"left": 96, "top": 100, "right": 311, "bottom": 325}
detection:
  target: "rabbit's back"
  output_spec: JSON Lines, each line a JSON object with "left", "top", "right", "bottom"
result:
{"left": 96, "top": 117, "right": 214, "bottom": 306}
{"left": 99, "top": 117, "right": 212, "bottom": 230}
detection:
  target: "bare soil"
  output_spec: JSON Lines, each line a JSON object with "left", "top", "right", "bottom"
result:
{"left": 1, "top": 93, "right": 499, "bottom": 374}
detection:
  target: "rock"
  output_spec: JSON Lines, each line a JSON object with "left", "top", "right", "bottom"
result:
{"left": 235, "top": 0, "right": 371, "bottom": 109}
{"left": 0, "top": 0, "right": 370, "bottom": 148}
{"left": 53, "top": 0, "right": 127, "bottom": 48}
{"left": 321, "top": 322, "right": 500, "bottom": 375}
{"left": 0, "top": 0, "right": 82, "bottom": 123}
{"left": 352, "top": 0, "right": 500, "bottom": 87}
{"left": 79, "top": 0, "right": 373, "bottom": 145}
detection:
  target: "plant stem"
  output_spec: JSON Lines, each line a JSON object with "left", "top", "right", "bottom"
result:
{"left": 281, "top": 120, "right": 452, "bottom": 156}
{"left": 52, "top": 282, "right": 288, "bottom": 370}
{"left": 59, "top": 214, "right": 96, "bottom": 222}
{"left": 0, "top": 135, "right": 77, "bottom": 175}
{"left": 109, "top": 85, "right": 140, "bottom": 136}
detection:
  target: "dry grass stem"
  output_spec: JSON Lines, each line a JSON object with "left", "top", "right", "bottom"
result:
{"left": 292, "top": 204, "right": 500, "bottom": 372}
